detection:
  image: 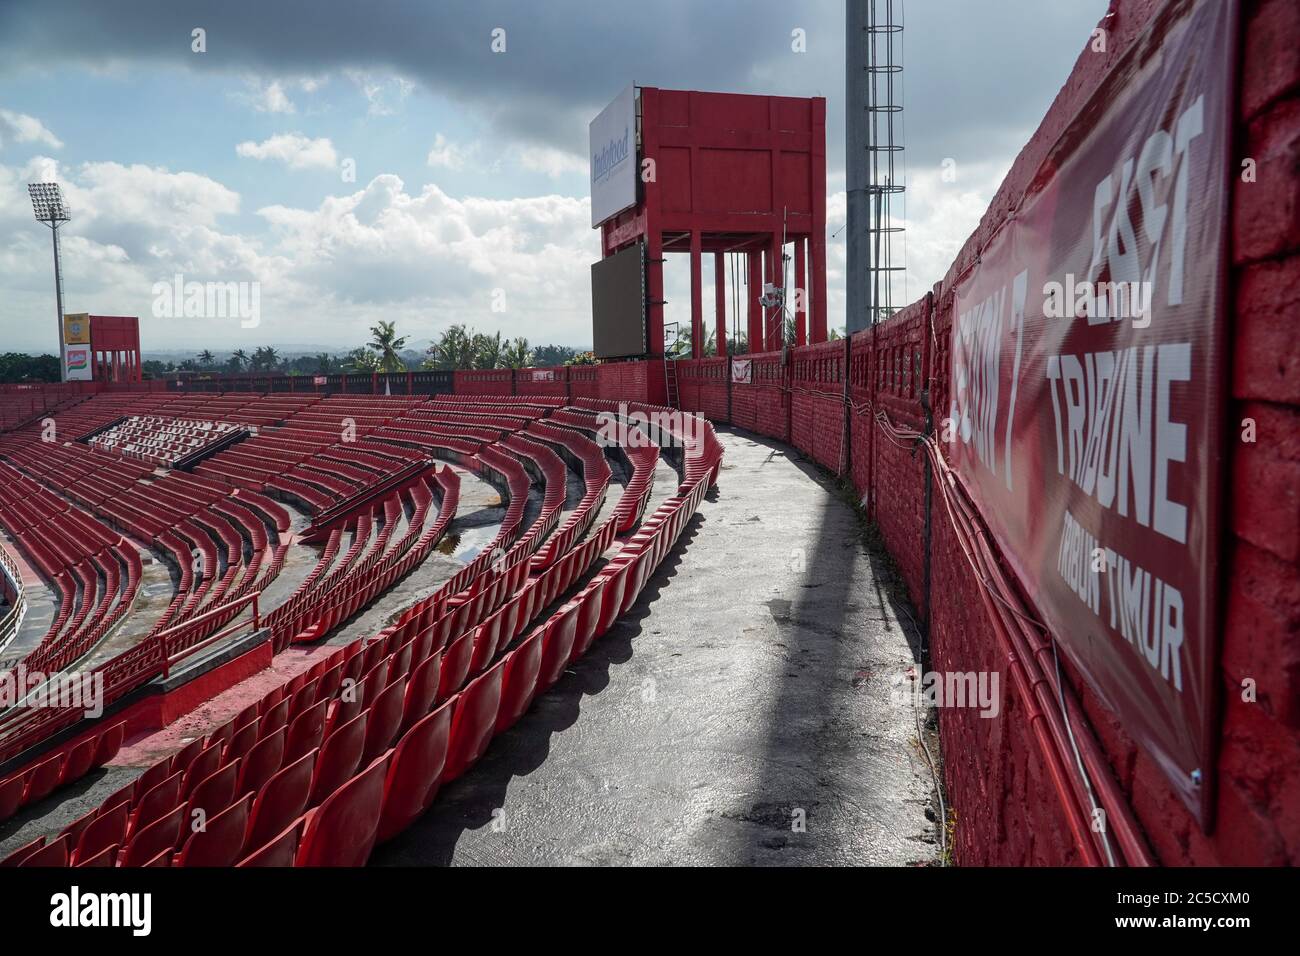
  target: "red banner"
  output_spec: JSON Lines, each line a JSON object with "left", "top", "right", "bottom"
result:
{"left": 946, "top": 0, "right": 1235, "bottom": 823}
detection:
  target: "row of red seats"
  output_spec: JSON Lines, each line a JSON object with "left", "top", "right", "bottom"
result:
{"left": 1, "top": 467, "right": 711, "bottom": 866}
{"left": 0, "top": 721, "right": 127, "bottom": 830}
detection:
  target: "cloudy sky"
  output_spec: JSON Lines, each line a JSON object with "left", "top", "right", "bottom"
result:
{"left": 0, "top": 0, "right": 1105, "bottom": 356}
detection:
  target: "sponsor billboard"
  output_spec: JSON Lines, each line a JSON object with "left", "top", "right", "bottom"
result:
{"left": 63, "top": 345, "right": 93, "bottom": 382}
{"left": 63, "top": 312, "right": 91, "bottom": 345}
{"left": 945, "top": 0, "right": 1234, "bottom": 823}
{"left": 591, "top": 241, "right": 646, "bottom": 359}
{"left": 589, "top": 85, "right": 637, "bottom": 228}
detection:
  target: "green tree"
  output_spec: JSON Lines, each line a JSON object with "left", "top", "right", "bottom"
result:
{"left": 0, "top": 353, "right": 60, "bottom": 383}
{"left": 533, "top": 344, "right": 578, "bottom": 367}
{"left": 470, "top": 331, "right": 502, "bottom": 369}
{"left": 499, "top": 337, "right": 533, "bottom": 369}
{"left": 564, "top": 351, "right": 597, "bottom": 366}
{"left": 197, "top": 349, "right": 215, "bottom": 368}
{"left": 367, "top": 320, "right": 408, "bottom": 373}
{"left": 228, "top": 349, "right": 250, "bottom": 373}
{"left": 423, "top": 324, "right": 477, "bottom": 370}
{"left": 344, "top": 347, "right": 381, "bottom": 372}
{"left": 250, "top": 346, "right": 280, "bottom": 372}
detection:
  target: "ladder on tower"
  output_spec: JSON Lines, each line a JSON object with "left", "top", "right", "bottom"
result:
{"left": 663, "top": 321, "right": 681, "bottom": 408}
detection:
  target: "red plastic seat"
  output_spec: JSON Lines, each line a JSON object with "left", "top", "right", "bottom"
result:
{"left": 21, "top": 753, "right": 64, "bottom": 805}
{"left": 74, "top": 843, "right": 118, "bottom": 867}
{"left": 1, "top": 835, "right": 46, "bottom": 867}
{"left": 260, "top": 697, "right": 290, "bottom": 738}
{"left": 58, "top": 736, "right": 100, "bottom": 788}
{"left": 237, "top": 727, "right": 286, "bottom": 797}
{"left": 362, "top": 677, "right": 406, "bottom": 764}
{"left": 224, "top": 718, "right": 261, "bottom": 765}
{"left": 169, "top": 736, "right": 207, "bottom": 777}
{"left": 237, "top": 818, "right": 302, "bottom": 867}
{"left": 400, "top": 651, "right": 443, "bottom": 733}
{"left": 19, "top": 833, "right": 70, "bottom": 867}
{"left": 177, "top": 794, "right": 253, "bottom": 867}
{"left": 186, "top": 758, "right": 240, "bottom": 821}
{"left": 132, "top": 759, "right": 174, "bottom": 802}
{"left": 285, "top": 699, "right": 329, "bottom": 763}
{"left": 120, "top": 804, "right": 186, "bottom": 867}
{"left": 496, "top": 632, "right": 543, "bottom": 735}
{"left": 92, "top": 722, "right": 126, "bottom": 767}
{"left": 71, "top": 801, "right": 129, "bottom": 865}
{"left": 295, "top": 753, "right": 391, "bottom": 867}
{"left": 127, "top": 770, "right": 183, "bottom": 838}
{"left": 309, "top": 712, "right": 367, "bottom": 806}
{"left": 182, "top": 743, "right": 223, "bottom": 798}
{"left": 376, "top": 702, "right": 453, "bottom": 843}
{"left": 441, "top": 663, "right": 504, "bottom": 783}
{"left": 245, "top": 749, "right": 317, "bottom": 852}
{"left": 436, "top": 631, "right": 474, "bottom": 704}
{"left": 539, "top": 607, "right": 580, "bottom": 690}
{"left": 0, "top": 775, "right": 23, "bottom": 823}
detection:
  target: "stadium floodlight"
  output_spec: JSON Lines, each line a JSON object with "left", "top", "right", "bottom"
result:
{"left": 28, "top": 182, "right": 71, "bottom": 381}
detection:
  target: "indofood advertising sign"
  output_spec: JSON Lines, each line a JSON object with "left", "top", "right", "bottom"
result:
{"left": 945, "top": 0, "right": 1234, "bottom": 823}
{"left": 590, "top": 84, "right": 636, "bottom": 228}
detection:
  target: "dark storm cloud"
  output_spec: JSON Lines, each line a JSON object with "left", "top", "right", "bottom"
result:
{"left": 0, "top": 0, "right": 1106, "bottom": 171}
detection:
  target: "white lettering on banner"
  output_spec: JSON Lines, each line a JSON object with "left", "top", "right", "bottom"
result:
{"left": 1044, "top": 343, "right": 1189, "bottom": 544}
{"left": 949, "top": 269, "right": 1028, "bottom": 490}
{"left": 1057, "top": 509, "right": 1184, "bottom": 692}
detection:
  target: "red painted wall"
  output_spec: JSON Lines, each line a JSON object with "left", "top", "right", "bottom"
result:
{"left": 682, "top": 0, "right": 1299, "bottom": 865}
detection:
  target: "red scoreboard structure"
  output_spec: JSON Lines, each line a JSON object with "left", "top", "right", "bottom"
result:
{"left": 592, "top": 87, "right": 828, "bottom": 359}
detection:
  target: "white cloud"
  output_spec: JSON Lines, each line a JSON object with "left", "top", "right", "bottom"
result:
{"left": 236, "top": 133, "right": 338, "bottom": 171}
{"left": 426, "top": 134, "right": 475, "bottom": 171}
{"left": 345, "top": 70, "right": 413, "bottom": 117}
{"left": 247, "top": 79, "right": 295, "bottom": 114}
{"left": 514, "top": 144, "right": 586, "bottom": 179}
{"left": 0, "top": 109, "right": 63, "bottom": 150}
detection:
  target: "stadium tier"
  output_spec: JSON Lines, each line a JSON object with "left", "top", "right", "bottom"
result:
{"left": 0, "top": 390, "right": 722, "bottom": 866}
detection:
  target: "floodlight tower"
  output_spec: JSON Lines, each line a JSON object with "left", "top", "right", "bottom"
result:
{"left": 28, "top": 182, "right": 71, "bottom": 381}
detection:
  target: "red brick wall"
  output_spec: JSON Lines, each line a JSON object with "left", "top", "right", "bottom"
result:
{"left": 655, "top": 0, "right": 1299, "bottom": 865}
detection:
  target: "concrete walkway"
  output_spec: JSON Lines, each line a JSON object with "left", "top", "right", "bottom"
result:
{"left": 373, "top": 429, "right": 941, "bottom": 867}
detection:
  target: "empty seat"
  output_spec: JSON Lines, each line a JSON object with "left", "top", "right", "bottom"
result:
{"left": 377, "top": 702, "right": 453, "bottom": 843}
{"left": 399, "top": 651, "right": 443, "bottom": 734}
{"left": 186, "top": 759, "right": 240, "bottom": 822}
{"left": 120, "top": 804, "right": 186, "bottom": 867}
{"left": 245, "top": 750, "right": 317, "bottom": 852}
{"left": 440, "top": 663, "right": 504, "bottom": 783}
{"left": 177, "top": 794, "right": 253, "bottom": 867}
{"left": 361, "top": 677, "right": 406, "bottom": 765}
{"left": 295, "top": 753, "right": 391, "bottom": 867}
{"left": 285, "top": 700, "right": 329, "bottom": 763}
{"left": 71, "top": 802, "right": 129, "bottom": 865}
{"left": 19, "top": 834, "right": 70, "bottom": 867}
{"left": 127, "top": 770, "right": 183, "bottom": 838}
{"left": 237, "top": 818, "right": 303, "bottom": 867}
{"left": 310, "top": 712, "right": 367, "bottom": 806}
{"left": 21, "top": 753, "right": 64, "bottom": 805}
{"left": 237, "top": 727, "right": 286, "bottom": 798}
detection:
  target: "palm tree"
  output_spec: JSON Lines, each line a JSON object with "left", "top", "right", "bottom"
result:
{"left": 228, "top": 349, "right": 250, "bottom": 373}
{"left": 197, "top": 349, "right": 215, "bottom": 368}
{"left": 251, "top": 345, "right": 279, "bottom": 372}
{"left": 315, "top": 353, "right": 334, "bottom": 374}
{"left": 499, "top": 338, "right": 533, "bottom": 369}
{"left": 423, "top": 324, "right": 477, "bottom": 370}
{"left": 367, "top": 320, "right": 408, "bottom": 372}
{"left": 471, "top": 331, "right": 503, "bottom": 369}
